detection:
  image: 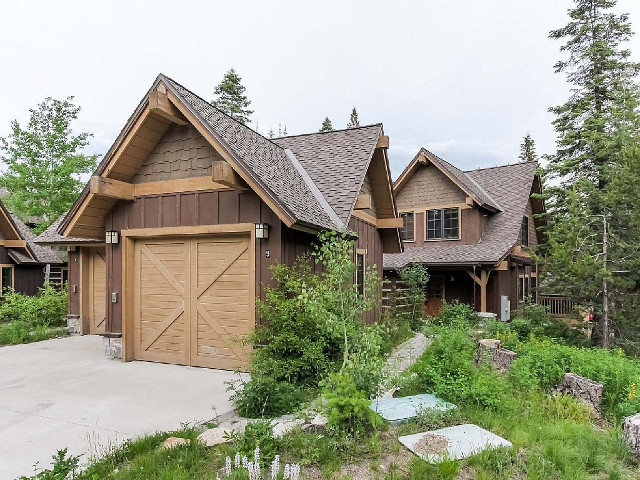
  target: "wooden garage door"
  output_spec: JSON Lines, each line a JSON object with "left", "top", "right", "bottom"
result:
{"left": 133, "top": 234, "right": 252, "bottom": 370}
{"left": 89, "top": 249, "right": 106, "bottom": 335}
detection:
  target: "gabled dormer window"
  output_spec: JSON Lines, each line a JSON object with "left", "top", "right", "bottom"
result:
{"left": 400, "top": 212, "right": 414, "bottom": 242}
{"left": 521, "top": 216, "right": 529, "bottom": 247}
{"left": 427, "top": 208, "right": 459, "bottom": 240}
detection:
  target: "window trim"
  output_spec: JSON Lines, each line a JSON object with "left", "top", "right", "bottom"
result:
{"left": 425, "top": 207, "right": 461, "bottom": 241}
{"left": 355, "top": 248, "right": 366, "bottom": 298}
{"left": 0, "top": 264, "right": 14, "bottom": 297}
{"left": 399, "top": 212, "right": 415, "bottom": 242}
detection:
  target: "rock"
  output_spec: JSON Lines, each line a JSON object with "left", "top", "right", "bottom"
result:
{"left": 197, "top": 427, "right": 233, "bottom": 447}
{"left": 475, "top": 339, "right": 517, "bottom": 372}
{"left": 272, "top": 418, "right": 306, "bottom": 438}
{"left": 377, "top": 388, "right": 398, "bottom": 400}
{"left": 310, "top": 414, "right": 328, "bottom": 427}
{"left": 555, "top": 373, "right": 603, "bottom": 415}
{"left": 160, "top": 436, "right": 189, "bottom": 449}
{"left": 622, "top": 414, "right": 640, "bottom": 453}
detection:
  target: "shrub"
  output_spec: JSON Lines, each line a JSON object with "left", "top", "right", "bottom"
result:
{"left": 227, "top": 376, "right": 306, "bottom": 418}
{"left": 398, "top": 264, "right": 429, "bottom": 330}
{"left": 430, "top": 301, "right": 478, "bottom": 330}
{"left": 321, "top": 372, "right": 383, "bottom": 435}
{"left": 18, "top": 448, "right": 79, "bottom": 480}
{"left": 227, "top": 420, "right": 279, "bottom": 465}
{"left": 0, "top": 284, "right": 67, "bottom": 327}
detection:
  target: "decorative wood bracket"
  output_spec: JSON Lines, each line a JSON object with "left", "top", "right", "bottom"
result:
{"left": 377, "top": 217, "right": 404, "bottom": 229}
{"left": 148, "top": 90, "right": 188, "bottom": 125}
{"left": 354, "top": 194, "right": 372, "bottom": 210}
{"left": 90, "top": 176, "right": 135, "bottom": 201}
{"left": 212, "top": 161, "right": 248, "bottom": 190}
{"left": 0, "top": 239, "right": 27, "bottom": 248}
{"left": 376, "top": 135, "right": 390, "bottom": 149}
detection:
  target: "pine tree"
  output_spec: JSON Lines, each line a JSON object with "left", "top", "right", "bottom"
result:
{"left": 347, "top": 107, "right": 360, "bottom": 128}
{"left": 543, "top": 0, "right": 640, "bottom": 348}
{"left": 518, "top": 133, "right": 538, "bottom": 162}
{"left": 0, "top": 97, "right": 99, "bottom": 232}
{"left": 319, "top": 117, "right": 333, "bottom": 132}
{"left": 267, "top": 128, "right": 275, "bottom": 139}
{"left": 282, "top": 125, "right": 288, "bottom": 136}
{"left": 212, "top": 68, "right": 253, "bottom": 125}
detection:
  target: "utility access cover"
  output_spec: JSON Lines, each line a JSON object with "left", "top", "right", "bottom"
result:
{"left": 369, "top": 394, "right": 456, "bottom": 425}
{"left": 398, "top": 424, "right": 512, "bottom": 463}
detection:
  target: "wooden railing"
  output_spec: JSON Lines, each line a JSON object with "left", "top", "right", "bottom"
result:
{"left": 538, "top": 294, "right": 574, "bottom": 317}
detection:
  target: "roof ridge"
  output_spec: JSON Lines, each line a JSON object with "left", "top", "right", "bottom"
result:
{"left": 273, "top": 123, "right": 383, "bottom": 140}
{"left": 464, "top": 160, "right": 538, "bottom": 173}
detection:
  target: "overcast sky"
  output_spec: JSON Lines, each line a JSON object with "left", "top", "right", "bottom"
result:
{"left": 2, "top": 0, "right": 640, "bottom": 179}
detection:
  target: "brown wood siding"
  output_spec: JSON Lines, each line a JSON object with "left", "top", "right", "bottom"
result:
{"left": 14, "top": 265, "right": 45, "bottom": 296}
{"left": 349, "top": 216, "right": 384, "bottom": 324}
{"left": 519, "top": 199, "right": 538, "bottom": 248}
{"left": 104, "top": 190, "right": 282, "bottom": 333}
{"left": 131, "top": 124, "right": 224, "bottom": 183}
{"left": 358, "top": 173, "right": 377, "bottom": 217}
{"left": 395, "top": 164, "right": 466, "bottom": 211}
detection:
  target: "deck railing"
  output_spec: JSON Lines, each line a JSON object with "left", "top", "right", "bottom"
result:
{"left": 538, "top": 294, "right": 574, "bottom": 317}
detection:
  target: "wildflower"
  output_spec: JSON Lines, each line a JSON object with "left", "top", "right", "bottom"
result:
{"left": 235, "top": 452, "right": 241, "bottom": 468}
{"left": 225, "top": 456, "right": 232, "bottom": 476}
{"left": 271, "top": 455, "right": 280, "bottom": 480}
{"left": 254, "top": 445, "right": 260, "bottom": 466}
{"left": 617, "top": 348, "right": 624, "bottom": 358}
{"left": 243, "top": 455, "right": 249, "bottom": 468}
{"left": 629, "top": 382, "right": 637, "bottom": 401}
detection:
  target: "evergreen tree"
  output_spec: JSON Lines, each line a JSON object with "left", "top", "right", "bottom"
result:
{"left": 212, "top": 68, "right": 253, "bottom": 125}
{"left": 282, "top": 125, "right": 288, "bottom": 136}
{"left": 267, "top": 128, "right": 275, "bottom": 139}
{"left": 319, "top": 117, "right": 333, "bottom": 132}
{"left": 518, "top": 133, "right": 538, "bottom": 162}
{"left": 543, "top": 0, "right": 640, "bottom": 348}
{"left": 0, "top": 97, "right": 98, "bottom": 232}
{"left": 347, "top": 107, "right": 360, "bottom": 128}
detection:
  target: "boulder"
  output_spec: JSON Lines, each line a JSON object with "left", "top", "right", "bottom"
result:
{"left": 272, "top": 417, "right": 306, "bottom": 438}
{"left": 622, "top": 414, "right": 640, "bottom": 454}
{"left": 197, "top": 427, "right": 233, "bottom": 447}
{"left": 555, "top": 373, "right": 603, "bottom": 415}
{"left": 160, "top": 436, "right": 189, "bottom": 449}
{"left": 475, "top": 339, "right": 517, "bottom": 372}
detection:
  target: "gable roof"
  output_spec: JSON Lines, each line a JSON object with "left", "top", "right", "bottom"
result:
{"left": 36, "top": 214, "right": 103, "bottom": 246}
{"left": 384, "top": 161, "right": 539, "bottom": 269}
{"left": 394, "top": 148, "right": 502, "bottom": 212}
{"left": 273, "top": 125, "right": 383, "bottom": 224}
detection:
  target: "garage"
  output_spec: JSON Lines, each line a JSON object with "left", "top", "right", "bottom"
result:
{"left": 130, "top": 233, "right": 253, "bottom": 370}
{"left": 88, "top": 248, "right": 106, "bottom": 335}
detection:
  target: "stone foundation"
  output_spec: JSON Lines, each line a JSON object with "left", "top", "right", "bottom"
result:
{"left": 66, "top": 315, "right": 81, "bottom": 334}
{"left": 555, "top": 373, "right": 603, "bottom": 415}
{"left": 103, "top": 335, "right": 122, "bottom": 359}
{"left": 475, "top": 339, "right": 517, "bottom": 372}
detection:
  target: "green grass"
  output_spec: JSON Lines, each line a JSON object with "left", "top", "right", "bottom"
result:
{"left": 0, "top": 321, "right": 67, "bottom": 346}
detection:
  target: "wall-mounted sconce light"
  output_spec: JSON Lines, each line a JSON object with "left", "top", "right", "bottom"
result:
{"left": 255, "top": 223, "right": 270, "bottom": 239}
{"left": 105, "top": 231, "right": 120, "bottom": 244}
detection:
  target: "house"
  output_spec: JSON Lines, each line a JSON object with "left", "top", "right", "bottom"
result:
{"left": 383, "top": 148, "right": 543, "bottom": 318}
{"left": 36, "top": 74, "right": 402, "bottom": 370}
{"left": 0, "top": 198, "right": 65, "bottom": 296}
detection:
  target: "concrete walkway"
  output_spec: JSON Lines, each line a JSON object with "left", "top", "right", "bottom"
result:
{"left": 0, "top": 335, "right": 243, "bottom": 479}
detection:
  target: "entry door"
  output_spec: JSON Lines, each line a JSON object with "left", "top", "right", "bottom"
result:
{"left": 426, "top": 275, "right": 445, "bottom": 316}
{"left": 89, "top": 248, "right": 107, "bottom": 334}
{"left": 133, "top": 234, "right": 253, "bottom": 370}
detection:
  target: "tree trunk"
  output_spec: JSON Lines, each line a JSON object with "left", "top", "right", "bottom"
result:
{"left": 602, "top": 215, "right": 610, "bottom": 349}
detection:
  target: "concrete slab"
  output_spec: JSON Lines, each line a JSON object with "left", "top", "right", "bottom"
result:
{"left": 399, "top": 424, "right": 512, "bottom": 463}
{"left": 0, "top": 335, "right": 246, "bottom": 479}
{"left": 370, "top": 394, "right": 456, "bottom": 424}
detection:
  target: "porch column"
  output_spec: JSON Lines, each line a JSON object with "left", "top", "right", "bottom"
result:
{"left": 467, "top": 269, "right": 491, "bottom": 312}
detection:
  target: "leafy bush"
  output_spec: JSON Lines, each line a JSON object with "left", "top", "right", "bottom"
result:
{"left": 0, "top": 321, "right": 67, "bottom": 346}
{"left": 429, "top": 301, "right": 478, "bottom": 330}
{"left": 398, "top": 264, "right": 429, "bottom": 330}
{"left": 321, "top": 372, "right": 383, "bottom": 435}
{"left": 0, "top": 284, "right": 67, "bottom": 327}
{"left": 19, "top": 448, "right": 79, "bottom": 480}
{"left": 227, "top": 376, "right": 306, "bottom": 418}
{"left": 228, "top": 420, "right": 279, "bottom": 465}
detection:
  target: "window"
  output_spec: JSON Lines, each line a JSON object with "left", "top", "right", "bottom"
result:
{"left": 1, "top": 266, "right": 13, "bottom": 295}
{"left": 521, "top": 216, "right": 529, "bottom": 247}
{"left": 400, "top": 212, "right": 414, "bottom": 242}
{"left": 355, "top": 251, "right": 365, "bottom": 297}
{"left": 427, "top": 208, "right": 459, "bottom": 240}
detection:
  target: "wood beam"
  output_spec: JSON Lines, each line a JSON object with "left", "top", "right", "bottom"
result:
{"left": 495, "top": 260, "right": 509, "bottom": 271}
{"left": 90, "top": 176, "right": 135, "bottom": 201}
{"left": 212, "top": 160, "right": 248, "bottom": 190}
{"left": 354, "top": 193, "right": 372, "bottom": 210}
{"left": 0, "top": 239, "right": 27, "bottom": 248}
{"left": 148, "top": 90, "right": 188, "bottom": 125}
{"left": 467, "top": 269, "right": 492, "bottom": 312}
{"left": 376, "top": 135, "right": 390, "bottom": 149}
{"left": 133, "top": 176, "right": 228, "bottom": 197}
{"left": 377, "top": 217, "right": 404, "bottom": 229}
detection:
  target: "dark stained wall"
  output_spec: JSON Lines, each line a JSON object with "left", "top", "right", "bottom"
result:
{"left": 0, "top": 246, "right": 47, "bottom": 297}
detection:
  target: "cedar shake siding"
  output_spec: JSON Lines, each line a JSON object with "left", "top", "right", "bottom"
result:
{"left": 395, "top": 164, "right": 466, "bottom": 211}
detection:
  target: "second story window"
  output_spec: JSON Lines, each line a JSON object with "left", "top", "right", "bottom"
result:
{"left": 427, "top": 207, "right": 459, "bottom": 240}
{"left": 400, "top": 212, "right": 414, "bottom": 242}
{"left": 521, "top": 216, "right": 529, "bottom": 247}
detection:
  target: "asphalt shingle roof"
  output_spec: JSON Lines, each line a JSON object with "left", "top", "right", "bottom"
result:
{"left": 9, "top": 214, "right": 64, "bottom": 264}
{"left": 273, "top": 125, "right": 382, "bottom": 224}
{"left": 36, "top": 215, "right": 103, "bottom": 246}
{"left": 384, "top": 161, "right": 538, "bottom": 269}
{"left": 163, "top": 76, "right": 340, "bottom": 230}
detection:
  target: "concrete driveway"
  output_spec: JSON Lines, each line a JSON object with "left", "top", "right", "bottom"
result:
{"left": 0, "top": 335, "right": 243, "bottom": 479}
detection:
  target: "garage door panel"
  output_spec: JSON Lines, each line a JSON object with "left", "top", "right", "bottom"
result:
{"left": 89, "top": 249, "right": 107, "bottom": 335}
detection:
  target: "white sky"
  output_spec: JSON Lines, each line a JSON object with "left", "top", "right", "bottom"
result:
{"left": 2, "top": 0, "right": 640, "bottom": 179}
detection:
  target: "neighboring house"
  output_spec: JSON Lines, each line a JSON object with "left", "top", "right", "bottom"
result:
{"left": 384, "top": 148, "right": 543, "bottom": 318}
{"left": 0, "top": 198, "right": 66, "bottom": 296}
{"left": 36, "top": 74, "right": 402, "bottom": 371}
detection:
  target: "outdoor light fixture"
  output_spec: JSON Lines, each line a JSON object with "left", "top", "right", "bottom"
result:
{"left": 255, "top": 223, "right": 270, "bottom": 239}
{"left": 105, "top": 231, "right": 120, "bottom": 244}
